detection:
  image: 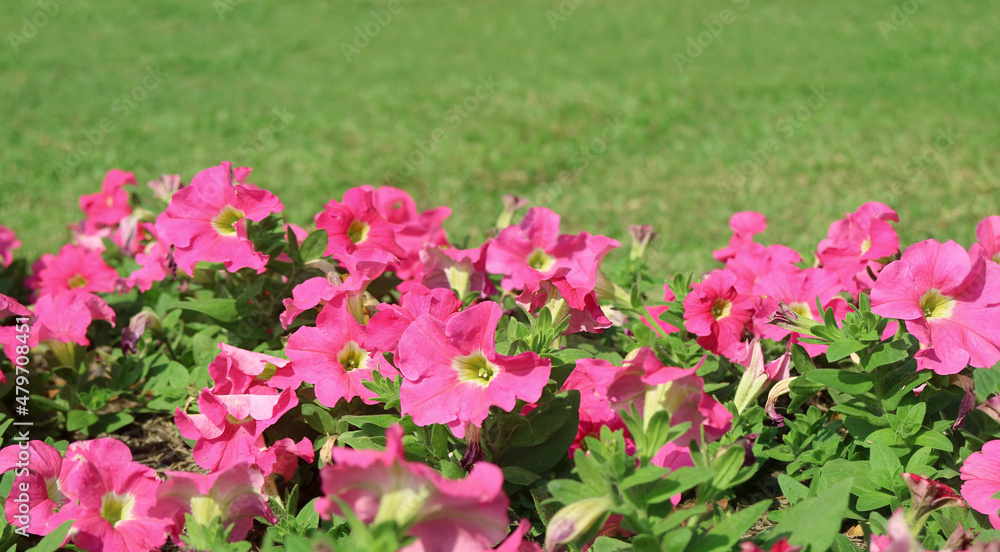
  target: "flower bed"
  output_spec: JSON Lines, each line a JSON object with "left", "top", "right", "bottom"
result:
{"left": 1, "top": 164, "right": 1000, "bottom": 551}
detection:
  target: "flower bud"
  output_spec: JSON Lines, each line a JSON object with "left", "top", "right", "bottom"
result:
{"left": 545, "top": 495, "right": 614, "bottom": 552}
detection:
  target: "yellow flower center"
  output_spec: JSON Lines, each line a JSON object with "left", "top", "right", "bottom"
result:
{"left": 100, "top": 492, "right": 135, "bottom": 526}
{"left": 790, "top": 302, "right": 812, "bottom": 319}
{"left": 527, "top": 248, "right": 556, "bottom": 272}
{"left": 373, "top": 478, "right": 434, "bottom": 527}
{"left": 212, "top": 205, "right": 246, "bottom": 236}
{"left": 347, "top": 220, "right": 370, "bottom": 244}
{"left": 338, "top": 341, "right": 369, "bottom": 372}
{"left": 190, "top": 496, "right": 225, "bottom": 526}
{"left": 860, "top": 237, "right": 872, "bottom": 255}
{"left": 711, "top": 298, "right": 733, "bottom": 320}
{"left": 920, "top": 288, "right": 955, "bottom": 319}
{"left": 452, "top": 350, "right": 498, "bottom": 386}
{"left": 67, "top": 274, "right": 88, "bottom": 289}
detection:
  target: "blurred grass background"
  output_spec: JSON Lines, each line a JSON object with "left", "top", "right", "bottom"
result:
{"left": 1, "top": 0, "right": 998, "bottom": 275}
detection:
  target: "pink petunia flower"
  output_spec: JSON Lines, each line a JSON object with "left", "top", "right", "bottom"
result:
{"left": 366, "top": 283, "right": 464, "bottom": 357}
{"left": 34, "top": 244, "right": 119, "bottom": 297}
{"left": 286, "top": 299, "right": 396, "bottom": 407}
{"left": 560, "top": 356, "right": 647, "bottom": 454}
{"left": 315, "top": 187, "right": 406, "bottom": 260}
{"left": 53, "top": 438, "right": 171, "bottom": 552}
{"left": 366, "top": 185, "right": 451, "bottom": 281}
{"left": 713, "top": 211, "right": 768, "bottom": 263}
{"left": 0, "top": 293, "right": 33, "bottom": 368}
{"left": 971, "top": 215, "right": 1000, "bottom": 264}
{"left": 0, "top": 440, "right": 71, "bottom": 534}
{"left": 485, "top": 207, "right": 621, "bottom": 297}
{"left": 158, "top": 162, "right": 284, "bottom": 275}
{"left": 78, "top": 169, "right": 138, "bottom": 231}
{"left": 724, "top": 242, "right": 803, "bottom": 296}
{"left": 0, "top": 224, "right": 21, "bottom": 267}
{"left": 315, "top": 425, "right": 510, "bottom": 552}
{"left": 817, "top": 202, "right": 900, "bottom": 297}
{"left": 683, "top": 269, "right": 758, "bottom": 362}
{"left": 515, "top": 269, "right": 612, "bottom": 334}
{"left": 31, "top": 291, "right": 116, "bottom": 347}
{"left": 412, "top": 243, "right": 497, "bottom": 300}
{"left": 152, "top": 463, "right": 275, "bottom": 544}
{"left": 279, "top": 248, "right": 395, "bottom": 327}
{"left": 871, "top": 239, "right": 1000, "bottom": 375}
{"left": 754, "top": 266, "right": 849, "bottom": 356}
{"left": 397, "top": 301, "right": 552, "bottom": 438}
{"left": 128, "top": 214, "right": 175, "bottom": 292}
{"left": 960, "top": 440, "right": 1000, "bottom": 529}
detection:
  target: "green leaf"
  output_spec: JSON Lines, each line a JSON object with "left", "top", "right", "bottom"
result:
{"left": 769, "top": 478, "right": 853, "bottom": 552}
{"left": 620, "top": 465, "right": 672, "bottom": 490}
{"left": 299, "top": 230, "right": 329, "bottom": 263}
{"left": 869, "top": 441, "right": 903, "bottom": 475}
{"left": 66, "top": 410, "right": 99, "bottom": 432}
{"left": 777, "top": 474, "right": 810, "bottom": 505}
{"left": 27, "top": 520, "right": 74, "bottom": 552}
{"left": 502, "top": 465, "right": 540, "bottom": 486}
{"left": 591, "top": 536, "right": 634, "bottom": 552}
{"left": 644, "top": 467, "right": 714, "bottom": 505}
{"left": 162, "top": 298, "right": 240, "bottom": 323}
{"left": 806, "top": 369, "right": 873, "bottom": 395}
{"left": 913, "top": 430, "right": 954, "bottom": 452}
{"left": 496, "top": 391, "right": 580, "bottom": 476}
{"left": 340, "top": 414, "right": 399, "bottom": 430}
{"left": 790, "top": 344, "right": 817, "bottom": 375}
{"left": 826, "top": 339, "right": 867, "bottom": 362}
{"left": 863, "top": 340, "right": 910, "bottom": 372}
{"left": 855, "top": 490, "right": 895, "bottom": 511}
{"left": 91, "top": 412, "right": 135, "bottom": 434}
{"left": 686, "top": 500, "right": 771, "bottom": 552}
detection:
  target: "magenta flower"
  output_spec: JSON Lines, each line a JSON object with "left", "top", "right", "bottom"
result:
{"left": 397, "top": 301, "right": 551, "bottom": 437}
{"left": 54, "top": 439, "right": 170, "bottom": 552}
{"left": 78, "top": 169, "right": 137, "bottom": 231}
{"left": 871, "top": 239, "right": 1000, "bottom": 374}
{"left": 128, "top": 213, "right": 175, "bottom": 292}
{"left": 366, "top": 283, "right": 463, "bottom": 356}
{"left": 286, "top": 300, "right": 395, "bottom": 407}
{"left": 34, "top": 244, "right": 119, "bottom": 297}
{"left": 0, "top": 293, "right": 32, "bottom": 367}
{"left": 901, "top": 472, "right": 964, "bottom": 524}
{"left": 640, "top": 284, "right": 680, "bottom": 339}
{"left": 817, "top": 202, "right": 900, "bottom": 296}
{"left": 960, "top": 440, "right": 1000, "bottom": 529}
{"left": 159, "top": 162, "right": 284, "bottom": 275}
{"left": 724, "top": 242, "right": 803, "bottom": 295}
{"left": 315, "top": 187, "right": 405, "bottom": 260}
{"left": 152, "top": 463, "right": 275, "bottom": 544}
{"left": 315, "top": 426, "right": 510, "bottom": 552}
{"left": 279, "top": 248, "right": 395, "bottom": 327}
{"left": 0, "top": 224, "right": 20, "bottom": 268}
{"left": 713, "top": 211, "right": 768, "bottom": 263}
{"left": 683, "top": 269, "right": 758, "bottom": 362}
{"left": 515, "top": 270, "right": 612, "bottom": 334}
{"left": 367, "top": 185, "right": 451, "bottom": 280}
{"left": 971, "top": 215, "right": 1000, "bottom": 264}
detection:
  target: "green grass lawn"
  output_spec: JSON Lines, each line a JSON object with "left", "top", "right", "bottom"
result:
{"left": 1, "top": 0, "right": 998, "bottom": 275}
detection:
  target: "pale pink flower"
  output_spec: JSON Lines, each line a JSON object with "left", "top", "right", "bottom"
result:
{"left": 34, "top": 244, "right": 119, "bottom": 297}
{"left": 960, "top": 440, "right": 1000, "bottom": 529}
{"left": 411, "top": 243, "right": 496, "bottom": 300}
{"left": 286, "top": 299, "right": 395, "bottom": 407}
{"left": 397, "top": 301, "right": 551, "bottom": 437}
{"left": 159, "top": 162, "right": 284, "bottom": 275}
{"left": 0, "top": 224, "right": 20, "bottom": 267}
{"left": 366, "top": 185, "right": 451, "bottom": 280}
{"left": 871, "top": 239, "right": 1000, "bottom": 375}
{"left": 315, "top": 425, "right": 510, "bottom": 552}
{"left": 152, "top": 463, "right": 275, "bottom": 544}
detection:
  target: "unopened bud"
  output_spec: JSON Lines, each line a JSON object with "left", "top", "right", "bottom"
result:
{"left": 496, "top": 194, "right": 528, "bottom": 229}
{"left": 628, "top": 224, "right": 657, "bottom": 260}
{"left": 545, "top": 495, "right": 614, "bottom": 552}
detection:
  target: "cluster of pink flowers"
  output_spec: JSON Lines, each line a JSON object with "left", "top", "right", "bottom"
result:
{"left": 0, "top": 438, "right": 272, "bottom": 550}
